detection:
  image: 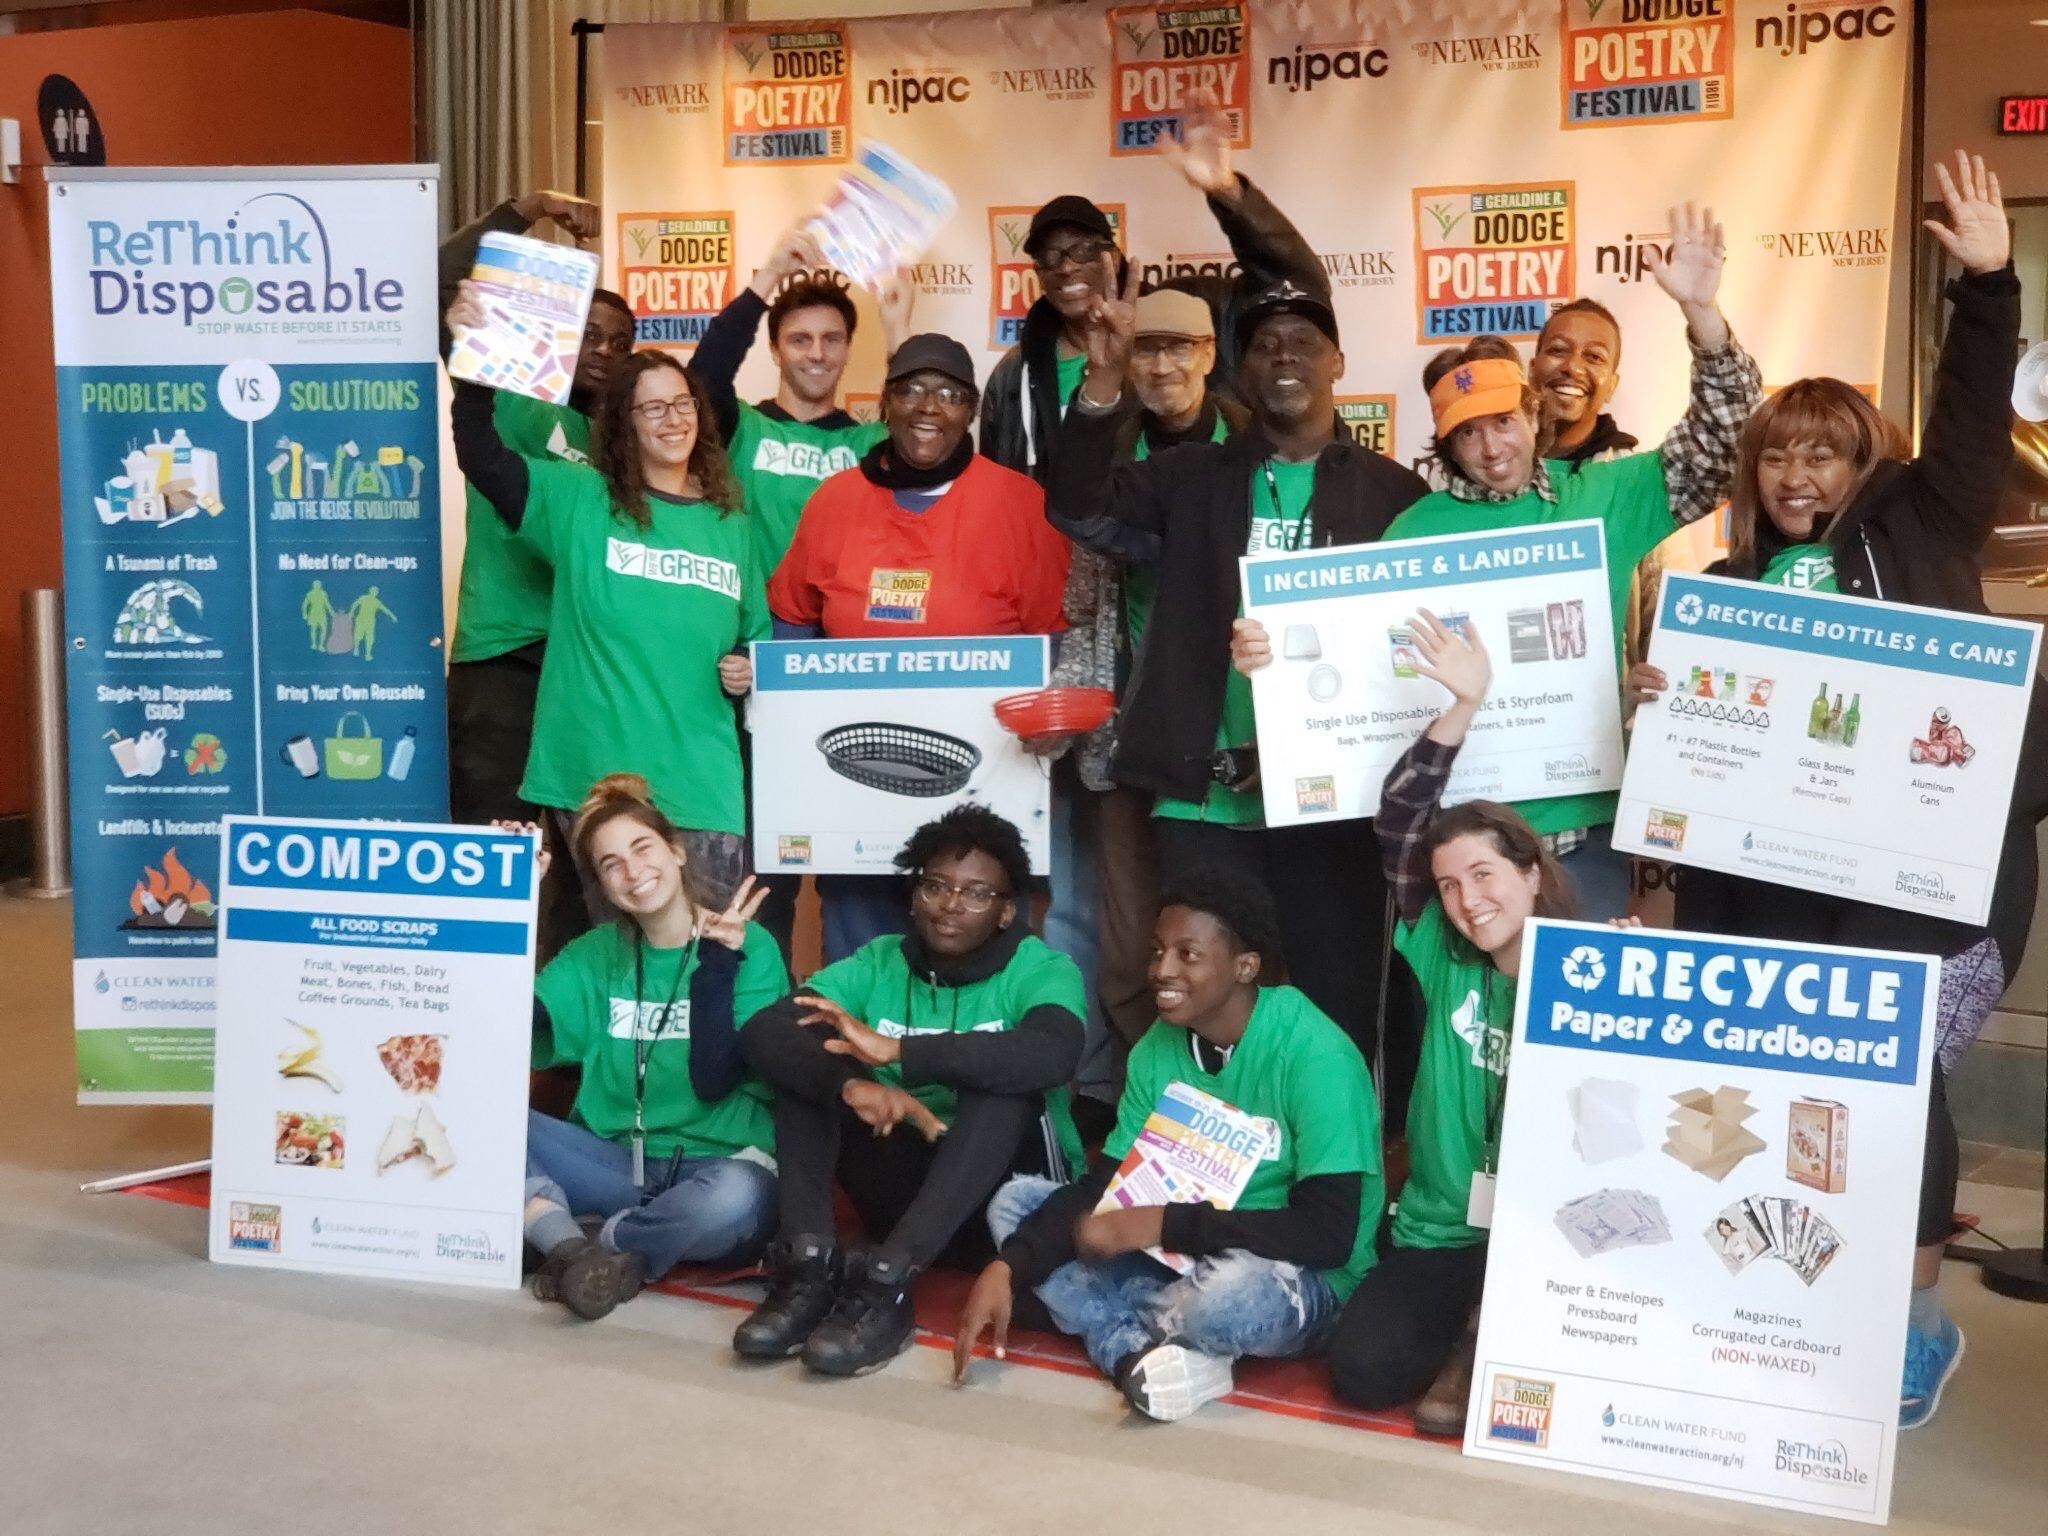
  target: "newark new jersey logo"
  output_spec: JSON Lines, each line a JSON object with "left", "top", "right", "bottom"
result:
{"left": 1756, "top": 225, "right": 1888, "bottom": 270}
{"left": 1413, "top": 181, "right": 1575, "bottom": 342}
{"left": 1753, "top": 3, "right": 1897, "bottom": 56}
{"left": 1335, "top": 396, "right": 1396, "bottom": 455}
{"left": 1561, "top": 0, "right": 1733, "bottom": 130}
{"left": 612, "top": 79, "right": 711, "bottom": 116}
{"left": 618, "top": 212, "right": 736, "bottom": 347}
{"left": 1410, "top": 27, "right": 1541, "bottom": 71}
{"left": 723, "top": 23, "right": 851, "bottom": 166}
{"left": 1320, "top": 249, "right": 1397, "bottom": 290}
{"left": 1486, "top": 1375, "right": 1556, "bottom": 1447}
{"left": 989, "top": 204, "right": 1126, "bottom": 348}
{"left": 1109, "top": 2, "right": 1251, "bottom": 155}
{"left": 986, "top": 64, "right": 1099, "bottom": 103}
{"left": 228, "top": 1202, "right": 282, "bottom": 1253}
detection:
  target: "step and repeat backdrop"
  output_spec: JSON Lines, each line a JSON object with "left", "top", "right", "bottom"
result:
{"left": 594, "top": 0, "right": 1910, "bottom": 466}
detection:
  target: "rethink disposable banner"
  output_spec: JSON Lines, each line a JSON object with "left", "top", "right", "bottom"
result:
{"left": 49, "top": 168, "right": 448, "bottom": 1103}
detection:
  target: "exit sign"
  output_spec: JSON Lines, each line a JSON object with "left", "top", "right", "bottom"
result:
{"left": 2000, "top": 95, "right": 2048, "bottom": 134}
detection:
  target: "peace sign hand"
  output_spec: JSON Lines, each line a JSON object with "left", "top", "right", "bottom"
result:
{"left": 695, "top": 875, "right": 768, "bottom": 951}
{"left": 1925, "top": 150, "right": 2008, "bottom": 276}
{"left": 1078, "top": 254, "right": 1140, "bottom": 403}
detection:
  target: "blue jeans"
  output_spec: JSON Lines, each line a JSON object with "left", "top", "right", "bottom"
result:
{"left": 524, "top": 1110, "right": 776, "bottom": 1275}
{"left": 987, "top": 1175, "right": 1342, "bottom": 1378}
{"left": 1558, "top": 823, "right": 1631, "bottom": 921}
{"left": 816, "top": 874, "right": 909, "bottom": 965}
{"left": 1047, "top": 767, "right": 1118, "bottom": 1106}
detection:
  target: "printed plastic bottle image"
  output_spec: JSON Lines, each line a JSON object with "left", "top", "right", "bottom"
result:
{"left": 1807, "top": 681, "right": 1830, "bottom": 740}
{"left": 1843, "top": 693, "right": 1861, "bottom": 748}
{"left": 387, "top": 725, "right": 417, "bottom": 782}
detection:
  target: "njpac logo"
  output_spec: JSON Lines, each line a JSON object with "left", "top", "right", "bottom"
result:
{"left": 1560, "top": 0, "right": 1733, "bottom": 130}
{"left": 988, "top": 203, "right": 1126, "bottom": 348}
{"left": 1266, "top": 42, "right": 1390, "bottom": 93}
{"left": 1756, "top": 225, "right": 1888, "bottom": 269}
{"left": 1413, "top": 181, "right": 1575, "bottom": 343}
{"left": 987, "top": 64, "right": 1099, "bottom": 102}
{"left": 618, "top": 212, "right": 736, "bottom": 347}
{"left": 228, "top": 1202, "right": 282, "bottom": 1253}
{"left": 1754, "top": 3, "right": 1897, "bottom": 56}
{"left": 723, "top": 22, "right": 852, "bottom": 166}
{"left": 866, "top": 67, "right": 970, "bottom": 114}
{"left": 1593, "top": 229, "right": 1672, "bottom": 284}
{"left": 1109, "top": 1, "right": 1251, "bottom": 155}
{"left": 1410, "top": 29, "right": 1541, "bottom": 71}
{"left": 1335, "top": 396, "right": 1396, "bottom": 455}
{"left": 613, "top": 80, "right": 711, "bottom": 116}
{"left": 1137, "top": 250, "right": 1236, "bottom": 288}
{"left": 1486, "top": 1374, "right": 1555, "bottom": 1447}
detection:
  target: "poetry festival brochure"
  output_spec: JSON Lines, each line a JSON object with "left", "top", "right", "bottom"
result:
{"left": 448, "top": 231, "right": 600, "bottom": 405}
{"left": 1096, "top": 1081, "right": 1280, "bottom": 1274}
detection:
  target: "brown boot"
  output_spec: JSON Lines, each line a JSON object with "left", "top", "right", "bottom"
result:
{"left": 1413, "top": 1326, "right": 1477, "bottom": 1438}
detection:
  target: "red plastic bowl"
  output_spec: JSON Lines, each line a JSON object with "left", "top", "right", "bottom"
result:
{"left": 993, "top": 687, "right": 1116, "bottom": 738}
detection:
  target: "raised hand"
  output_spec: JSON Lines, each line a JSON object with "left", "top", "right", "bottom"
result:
{"left": 749, "top": 224, "right": 827, "bottom": 300}
{"left": 513, "top": 190, "right": 601, "bottom": 241}
{"left": 490, "top": 818, "right": 550, "bottom": 880}
{"left": 1157, "top": 87, "right": 1237, "bottom": 200}
{"left": 1409, "top": 610, "right": 1491, "bottom": 707}
{"left": 841, "top": 1078, "right": 947, "bottom": 1141}
{"left": 1925, "top": 151, "right": 2008, "bottom": 277}
{"left": 876, "top": 271, "right": 917, "bottom": 353}
{"left": 806, "top": 994, "right": 901, "bottom": 1068}
{"left": 1643, "top": 202, "right": 1729, "bottom": 346}
{"left": 1078, "top": 252, "right": 1140, "bottom": 398}
{"left": 695, "top": 875, "right": 768, "bottom": 951}
{"left": 953, "top": 1260, "right": 1015, "bottom": 1384}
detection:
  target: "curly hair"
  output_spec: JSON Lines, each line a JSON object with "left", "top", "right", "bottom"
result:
{"left": 768, "top": 275, "right": 858, "bottom": 344}
{"left": 1157, "top": 868, "right": 1284, "bottom": 975}
{"left": 893, "top": 803, "right": 1033, "bottom": 897}
{"left": 1421, "top": 334, "right": 1554, "bottom": 482}
{"left": 590, "top": 352, "right": 745, "bottom": 529}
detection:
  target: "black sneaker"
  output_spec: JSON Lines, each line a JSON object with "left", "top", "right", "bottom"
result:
{"left": 534, "top": 1239, "right": 649, "bottom": 1322}
{"left": 801, "top": 1257, "right": 917, "bottom": 1377}
{"left": 733, "top": 1237, "right": 840, "bottom": 1360}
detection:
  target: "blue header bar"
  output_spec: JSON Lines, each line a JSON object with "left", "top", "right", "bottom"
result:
{"left": 226, "top": 906, "right": 528, "bottom": 955}
{"left": 1245, "top": 521, "right": 1606, "bottom": 608}
{"left": 1519, "top": 920, "right": 1931, "bottom": 1086}
{"left": 753, "top": 636, "right": 1047, "bottom": 693}
{"left": 1659, "top": 573, "right": 2039, "bottom": 687}
{"left": 225, "top": 820, "right": 534, "bottom": 900}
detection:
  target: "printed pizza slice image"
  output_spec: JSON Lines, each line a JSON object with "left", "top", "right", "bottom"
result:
{"left": 377, "top": 1033, "right": 446, "bottom": 1093}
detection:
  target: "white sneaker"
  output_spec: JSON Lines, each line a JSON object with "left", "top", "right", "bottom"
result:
{"left": 1121, "top": 1344, "right": 1234, "bottom": 1422}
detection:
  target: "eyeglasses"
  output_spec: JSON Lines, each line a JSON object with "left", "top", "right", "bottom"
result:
{"left": 890, "top": 380, "right": 974, "bottom": 410}
{"left": 1134, "top": 338, "right": 1203, "bottom": 365}
{"left": 914, "top": 875, "right": 1006, "bottom": 912}
{"left": 1032, "top": 236, "right": 1115, "bottom": 272}
{"left": 631, "top": 395, "right": 699, "bottom": 422}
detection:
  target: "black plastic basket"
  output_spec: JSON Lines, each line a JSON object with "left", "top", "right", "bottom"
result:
{"left": 816, "top": 722, "right": 982, "bottom": 798}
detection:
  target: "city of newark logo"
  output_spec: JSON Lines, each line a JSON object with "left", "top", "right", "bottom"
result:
{"left": 1410, "top": 30, "right": 1541, "bottom": 70}
{"left": 613, "top": 81, "right": 710, "bottom": 115}
{"left": 1755, "top": 226, "right": 1888, "bottom": 269}
{"left": 987, "top": 64, "right": 1098, "bottom": 101}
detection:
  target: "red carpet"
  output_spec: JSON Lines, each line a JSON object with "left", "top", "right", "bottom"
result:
{"left": 122, "top": 1173, "right": 1424, "bottom": 1438}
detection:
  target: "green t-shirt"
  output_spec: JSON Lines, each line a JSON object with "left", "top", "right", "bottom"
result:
{"left": 1154, "top": 456, "right": 1315, "bottom": 826}
{"left": 1760, "top": 542, "right": 1839, "bottom": 593}
{"left": 1055, "top": 349, "right": 1087, "bottom": 408}
{"left": 1109, "top": 987, "right": 1385, "bottom": 1300}
{"left": 516, "top": 460, "right": 769, "bottom": 834}
{"left": 1380, "top": 452, "right": 1675, "bottom": 835}
{"left": 805, "top": 933, "right": 1087, "bottom": 1178}
{"left": 1391, "top": 902, "right": 1514, "bottom": 1250}
{"left": 453, "top": 392, "right": 588, "bottom": 663}
{"left": 727, "top": 401, "right": 887, "bottom": 574}
{"left": 533, "top": 921, "right": 788, "bottom": 1161}
{"left": 1123, "top": 412, "right": 1233, "bottom": 652}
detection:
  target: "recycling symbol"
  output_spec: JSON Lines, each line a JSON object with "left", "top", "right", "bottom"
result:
{"left": 1562, "top": 945, "right": 1607, "bottom": 991}
{"left": 1675, "top": 593, "right": 1704, "bottom": 625}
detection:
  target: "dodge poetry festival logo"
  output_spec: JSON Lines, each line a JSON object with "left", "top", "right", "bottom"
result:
{"left": 618, "top": 212, "right": 736, "bottom": 348}
{"left": 1413, "top": 181, "right": 1575, "bottom": 342}
{"left": 1109, "top": 2, "right": 1251, "bottom": 155}
{"left": 723, "top": 23, "right": 851, "bottom": 166}
{"left": 1486, "top": 1375, "right": 1555, "bottom": 1447}
{"left": 1560, "top": 0, "right": 1733, "bottom": 129}
{"left": 1335, "top": 396, "right": 1396, "bottom": 455}
{"left": 989, "top": 204, "right": 1125, "bottom": 348}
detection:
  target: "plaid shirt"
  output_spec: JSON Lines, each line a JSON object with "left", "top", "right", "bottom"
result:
{"left": 1444, "top": 333, "right": 1762, "bottom": 529}
{"left": 1377, "top": 734, "right": 1462, "bottom": 925}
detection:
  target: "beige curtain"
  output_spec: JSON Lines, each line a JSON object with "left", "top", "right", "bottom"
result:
{"left": 420, "top": 0, "right": 733, "bottom": 233}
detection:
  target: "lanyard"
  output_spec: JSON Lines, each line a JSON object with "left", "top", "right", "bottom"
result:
{"left": 630, "top": 931, "right": 697, "bottom": 1180}
{"left": 1480, "top": 969, "right": 1513, "bottom": 1176}
{"left": 1258, "top": 458, "right": 1315, "bottom": 552}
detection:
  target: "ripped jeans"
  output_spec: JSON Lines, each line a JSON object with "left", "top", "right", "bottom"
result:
{"left": 986, "top": 1176, "right": 1341, "bottom": 1378}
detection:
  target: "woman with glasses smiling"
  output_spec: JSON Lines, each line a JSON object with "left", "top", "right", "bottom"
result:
{"left": 769, "top": 333, "right": 1071, "bottom": 960}
{"left": 735, "top": 804, "right": 1085, "bottom": 1378}
{"left": 448, "top": 280, "right": 767, "bottom": 924}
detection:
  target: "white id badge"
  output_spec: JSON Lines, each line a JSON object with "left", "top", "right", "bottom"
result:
{"left": 1466, "top": 1171, "right": 1497, "bottom": 1229}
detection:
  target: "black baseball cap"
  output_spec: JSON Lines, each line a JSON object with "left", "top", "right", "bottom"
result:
{"left": 885, "top": 333, "right": 977, "bottom": 391}
{"left": 1024, "top": 195, "right": 1116, "bottom": 259}
{"left": 1237, "top": 280, "right": 1341, "bottom": 351}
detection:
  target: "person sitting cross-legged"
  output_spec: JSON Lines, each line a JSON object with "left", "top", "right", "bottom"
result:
{"left": 953, "top": 870, "right": 1385, "bottom": 1422}
{"left": 733, "top": 805, "right": 1087, "bottom": 1377}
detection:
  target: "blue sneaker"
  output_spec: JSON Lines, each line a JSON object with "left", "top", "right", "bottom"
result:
{"left": 1899, "top": 1316, "right": 1965, "bottom": 1429}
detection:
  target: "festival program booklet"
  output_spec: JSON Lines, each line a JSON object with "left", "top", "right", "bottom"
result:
{"left": 448, "top": 231, "right": 600, "bottom": 405}
{"left": 1096, "top": 1081, "right": 1280, "bottom": 1274}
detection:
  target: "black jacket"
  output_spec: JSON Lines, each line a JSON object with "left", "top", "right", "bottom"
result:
{"left": 1555, "top": 412, "right": 1640, "bottom": 467}
{"left": 1046, "top": 401, "right": 1428, "bottom": 803}
{"left": 979, "top": 174, "right": 1328, "bottom": 482}
{"left": 1678, "top": 265, "right": 2046, "bottom": 964}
